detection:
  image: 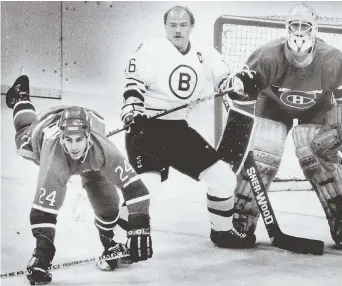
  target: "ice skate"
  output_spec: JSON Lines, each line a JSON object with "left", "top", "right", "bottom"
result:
{"left": 6, "top": 75, "right": 30, "bottom": 108}
{"left": 210, "top": 227, "right": 256, "bottom": 249}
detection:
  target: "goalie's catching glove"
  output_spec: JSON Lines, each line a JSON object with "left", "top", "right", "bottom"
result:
{"left": 228, "top": 70, "right": 263, "bottom": 101}
{"left": 127, "top": 213, "right": 153, "bottom": 262}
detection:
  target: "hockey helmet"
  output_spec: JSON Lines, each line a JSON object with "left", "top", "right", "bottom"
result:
{"left": 285, "top": 3, "right": 318, "bottom": 67}
{"left": 58, "top": 106, "right": 92, "bottom": 161}
{"left": 59, "top": 106, "right": 91, "bottom": 136}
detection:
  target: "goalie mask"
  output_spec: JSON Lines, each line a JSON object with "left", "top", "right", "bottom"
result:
{"left": 58, "top": 106, "right": 92, "bottom": 161}
{"left": 285, "top": 3, "right": 318, "bottom": 67}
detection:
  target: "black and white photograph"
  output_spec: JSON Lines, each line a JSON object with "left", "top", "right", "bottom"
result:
{"left": 1, "top": 1, "right": 342, "bottom": 285}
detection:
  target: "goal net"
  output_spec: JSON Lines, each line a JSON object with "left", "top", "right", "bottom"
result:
{"left": 214, "top": 15, "right": 342, "bottom": 183}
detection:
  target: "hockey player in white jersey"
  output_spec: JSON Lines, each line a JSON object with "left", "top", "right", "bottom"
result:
{"left": 121, "top": 5, "right": 262, "bottom": 248}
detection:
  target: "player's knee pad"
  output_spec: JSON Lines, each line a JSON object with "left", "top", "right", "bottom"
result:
{"left": 234, "top": 118, "right": 287, "bottom": 233}
{"left": 199, "top": 160, "right": 236, "bottom": 198}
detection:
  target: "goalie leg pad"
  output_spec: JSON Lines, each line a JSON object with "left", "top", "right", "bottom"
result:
{"left": 293, "top": 124, "right": 342, "bottom": 243}
{"left": 199, "top": 160, "right": 236, "bottom": 231}
{"left": 311, "top": 105, "right": 342, "bottom": 163}
{"left": 233, "top": 118, "right": 287, "bottom": 234}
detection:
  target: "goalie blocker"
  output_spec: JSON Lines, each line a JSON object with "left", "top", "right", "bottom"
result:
{"left": 216, "top": 103, "right": 256, "bottom": 174}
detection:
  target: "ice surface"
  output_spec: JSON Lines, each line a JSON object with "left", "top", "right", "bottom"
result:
{"left": 1, "top": 97, "right": 341, "bottom": 286}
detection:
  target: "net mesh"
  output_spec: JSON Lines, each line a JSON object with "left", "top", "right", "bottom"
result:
{"left": 215, "top": 16, "right": 342, "bottom": 181}
{"left": 220, "top": 16, "right": 342, "bottom": 72}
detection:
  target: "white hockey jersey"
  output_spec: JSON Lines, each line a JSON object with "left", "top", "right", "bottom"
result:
{"left": 123, "top": 38, "right": 229, "bottom": 120}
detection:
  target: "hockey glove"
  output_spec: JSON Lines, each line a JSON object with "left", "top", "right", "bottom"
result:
{"left": 121, "top": 96, "right": 147, "bottom": 132}
{"left": 228, "top": 70, "right": 263, "bottom": 101}
{"left": 127, "top": 213, "right": 153, "bottom": 262}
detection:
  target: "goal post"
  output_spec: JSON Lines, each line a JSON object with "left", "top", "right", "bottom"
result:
{"left": 213, "top": 15, "right": 342, "bottom": 182}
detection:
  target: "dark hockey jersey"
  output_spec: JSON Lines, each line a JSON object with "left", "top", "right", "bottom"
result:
{"left": 18, "top": 105, "right": 150, "bottom": 216}
{"left": 246, "top": 37, "right": 342, "bottom": 118}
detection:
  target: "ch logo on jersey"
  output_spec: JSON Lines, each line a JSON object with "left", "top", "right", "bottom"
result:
{"left": 279, "top": 88, "right": 317, "bottom": 109}
{"left": 169, "top": 65, "right": 198, "bottom": 99}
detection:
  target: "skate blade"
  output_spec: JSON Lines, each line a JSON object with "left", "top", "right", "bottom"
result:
{"left": 96, "top": 260, "right": 116, "bottom": 271}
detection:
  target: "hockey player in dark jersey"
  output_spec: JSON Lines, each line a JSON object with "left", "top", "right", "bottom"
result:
{"left": 6, "top": 75, "right": 153, "bottom": 284}
{"left": 226, "top": 3, "right": 342, "bottom": 248}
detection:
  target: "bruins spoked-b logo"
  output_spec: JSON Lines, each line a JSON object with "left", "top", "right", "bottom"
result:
{"left": 279, "top": 88, "right": 317, "bottom": 109}
{"left": 169, "top": 65, "right": 198, "bottom": 99}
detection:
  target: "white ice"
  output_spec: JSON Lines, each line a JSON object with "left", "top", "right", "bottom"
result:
{"left": 1, "top": 96, "right": 341, "bottom": 286}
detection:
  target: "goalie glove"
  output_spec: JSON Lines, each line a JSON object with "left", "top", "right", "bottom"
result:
{"left": 228, "top": 69, "right": 263, "bottom": 101}
{"left": 121, "top": 97, "right": 147, "bottom": 132}
{"left": 127, "top": 213, "right": 153, "bottom": 262}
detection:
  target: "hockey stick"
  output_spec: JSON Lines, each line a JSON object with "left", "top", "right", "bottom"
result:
{"left": 244, "top": 151, "right": 324, "bottom": 255}
{"left": 220, "top": 96, "right": 324, "bottom": 254}
{"left": 0, "top": 250, "right": 130, "bottom": 279}
{"left": 106, "top": 90, "right": 232, "bottom": 138}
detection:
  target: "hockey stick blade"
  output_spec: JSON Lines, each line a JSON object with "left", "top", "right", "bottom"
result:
{"left": 0, "top": 250, "right": 130, "bottom": 279}
{"left": 272, "top": 233, "right": 324, "bottom": 255}
{"left": 106, "top": 90, "right": 231, "bottom": 138}
{"left": 244, "top": 151, "right": 324, "bottom": 255}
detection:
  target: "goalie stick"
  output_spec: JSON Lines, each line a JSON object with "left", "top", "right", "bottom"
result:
{"left": 220, "top": 98, "right": 323, "bottom": 254}
{"left": 0, "top": 250, "right": 130, "bottom": 279}
{"left": 106, "top": 90, "right": 232, "bottom": 138}
{"left": 244, "top": 151, "right": 324, "bottom": 255}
